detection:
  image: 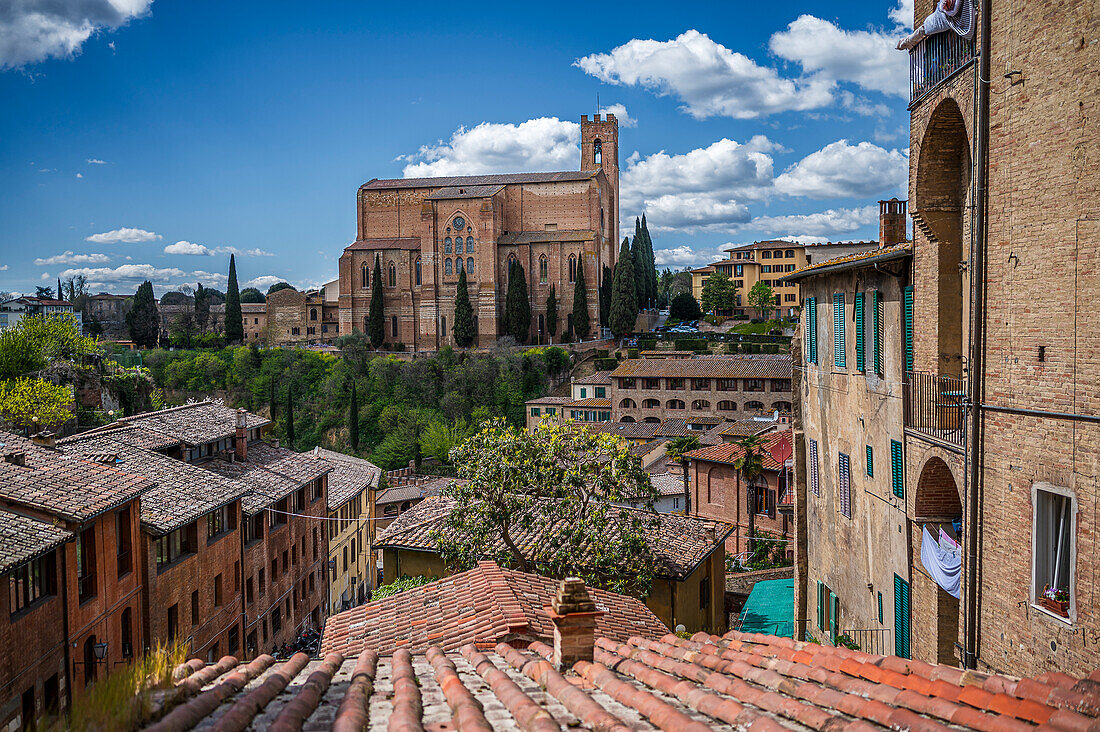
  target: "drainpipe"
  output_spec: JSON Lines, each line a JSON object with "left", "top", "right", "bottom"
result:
{"left": 963, "top": 0, "right": 992, "bottom": 671}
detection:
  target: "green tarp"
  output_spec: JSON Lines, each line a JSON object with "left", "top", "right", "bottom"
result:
{"left": 737, "top": 577, "right": 795, "bottom": 638}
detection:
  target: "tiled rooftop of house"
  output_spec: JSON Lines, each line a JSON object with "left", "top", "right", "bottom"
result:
{"left": 141, "top": 625, "right": 1100, "bottom": 731}
{"left": 58, "top": 424, "right": 183, "bottom": 452}
{"left": 375, "top": 479, "right": 452, "bottom": 506}
{"left": 57, "top": 432, "right": 248, "bottom": 534}
{"left": 528, "top": 395, "right": 572, "bottom": 404}
{"left": 376, "top": 496, "right": 732, "bottom": 580}
{"left": 610, "top": 354, "right": 792, "bottom": 380}
{"left": 0, "top": 432, "right": 152, "bottom": 523}
{"left": 314, "top": 448, "right": 382, "bottom": 511}
{"left": 0, "top": 508, "right": 73, "bottom": 574}
{"left": 120, "top": 400, "right": 269, "bottom": 446}
{"left": 200, "top": 442, "right": 330, "bottom": 516}
{"left": 574, "top": 371, "right": 613, "bottom": 385}
{"left": 630, "top": 438, "right": 666, "bottom": 458}
{"left": 786, "top": 242, "right": 912, "bottom": 280}
{"left": 566, "top": 397, "right": 612, "bottom": 408}
{"left": 686, "top": 431, "right": 793, "bottom": 472}
{"left": 718, "top": 419, "right": 783, "bottom": 438}
{"left": 649, "top": 471, "right": 688, "bottom": 497}
{"left": 571, "top": 421, "right": 661, "bottom": 440}
{"left": 321, "top": 562, "right": 668, "bottom": 657}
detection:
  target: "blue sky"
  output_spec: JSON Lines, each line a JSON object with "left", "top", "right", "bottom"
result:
{"left": 0, "top": 0, "right": 914, "bottom": 297}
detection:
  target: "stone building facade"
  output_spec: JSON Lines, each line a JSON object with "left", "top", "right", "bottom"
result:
{"left": 338, "top": 115, "right": 619, "bottom": 350}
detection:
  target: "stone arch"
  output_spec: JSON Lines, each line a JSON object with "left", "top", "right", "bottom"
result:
{"left": 914, "top": 98, "right": 971, "bottom": 377}
{"left": 911, "top": 455, "right": 963, "bottom": 665}
{"left": 620, "top": 415, "right": 636, "bottom": 423}
{"left": 619, "top": 398, "right": 636, "bottom": 408}
{"left": 914, "top": 456, "right": 963, "bottom": 519}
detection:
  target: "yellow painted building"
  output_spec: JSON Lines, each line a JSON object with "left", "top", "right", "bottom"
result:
{"left": 316, "top": 449, "right": 381, "bottom": 613}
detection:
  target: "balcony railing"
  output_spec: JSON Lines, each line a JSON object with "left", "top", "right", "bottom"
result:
{"left": 841, "top": 627, "right": 893, "bottom": 656}
{"left": 909, "top": 31, "right": 977, "bottom": 106}
{"left": 905, "top": 370, "right": 966, "bottom": 447}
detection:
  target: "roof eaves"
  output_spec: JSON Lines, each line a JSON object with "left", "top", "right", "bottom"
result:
{"left": 785, "top": 244, "right": 911, "bottom": 281}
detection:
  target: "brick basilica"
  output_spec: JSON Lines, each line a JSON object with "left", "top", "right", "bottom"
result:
{"left": 337, "top": 114, "right": 620, "bottom": 350}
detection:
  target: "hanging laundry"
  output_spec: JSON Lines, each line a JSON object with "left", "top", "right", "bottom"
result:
{"left": 921, "top": 526, "right": 961, "bottom": 598}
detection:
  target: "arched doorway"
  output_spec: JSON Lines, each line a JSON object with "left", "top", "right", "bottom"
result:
{"left": 913, "top": 457, "right": 963, "bottom": 664}
{"left": 915, "top": 99, "right": 970, "bottom": 378}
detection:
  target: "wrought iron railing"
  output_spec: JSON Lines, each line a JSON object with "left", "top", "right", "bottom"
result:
{"left": 905, "top": 371, "right": 966, "bottom": 446}
{"left": 909, "top": 31, "right": 977, "bottom": 105}
{"left": 841, "top": 627, "right": 893, "bottom": 656}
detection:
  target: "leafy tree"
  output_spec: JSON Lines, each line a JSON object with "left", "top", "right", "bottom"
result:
{"left": 35, "top": 286, "right": 54, "bottom": 299}
{"left": 599, "top": 264, "right": 612, "bottom": 326}
{"left": 126, "top": 281, "right": 160, "bottom": 348}
{"left": 373, "top": 575, "right": 434, "bottom": 600}
{"left": 503, "top": 261, "right": 531, "bottom": 344}
{"left": 239, "top": 287, "right": 265, "bottom": 303}
{"left": 700, "top": 271, "right": 736, "bottom": 315}
{"left": 349, "top": 378, "right": 360, "bottom": 450}
{"left": 368, "top": 256, "right": 385, "bottom": 348}
{"left": 734, "top": 434, "right": 767, "bottom": 553}
{"left": 85, "top": 314, "right": 104, "bottom": 337}
{"left": 0, "top": 314, "right": 100, "bottom": 381}
{"left": 747, "top": 281, "right": 777, "bottom": 320}
{"left": 669, "top": 292, "right": 703, "bottom": 321}
{"left": 285, "top": 386, "right": 295, "bottom": 448}
{"left": 437, "top": 419, "right": 660, "bottom": 595}
{"left": 545, "top": 285, "right": 558, "bottom": 343}
{"left": 571, "top": 257, "right": 589, "bottom": 341}
{"left": 665, "top": 434, "right": 701, "bottom": 463}
{"left": 419, "top": 417, "right": 477, "bottom": 464}
{"left": 266, "top": 282, "right": 294, "bottom": 296}
{"left": 0, "top": 378, "right": 73, "bottom": 432}
{"left": 224, "top": 254, "right": 244, "bottom": 343}
{"left": 608, "top": 238, "right": 639, "bottom": 338}
{"left": 452, "top": 268, "right": 475, "bottom": 347}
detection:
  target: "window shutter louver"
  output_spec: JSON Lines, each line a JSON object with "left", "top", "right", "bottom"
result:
{"left": 854, "top": 292, "right": 865, "bottom": 372}
{"left": 894, "top": 574, "right": 911, "bottom": 658}
{"left": 891, "top": 439, "right": 904, "bottom": 499}
{"left": 866, "top": 445, "right": 874, "bottom": 477}
{"left": 830, "top": 592, "right": 839, "bottom": 642}
{"left": 806, "top": 297, "right": 818, "bottom": 364}
{"left": 873, "top": 290, "right": 883, "bottom": 376}
{"left": 839, "top": 453, "right": 851, "bottom": 518}
{"left": 809, "top": 439, "right": 819, "bottom": 497}
{"left": 833, "top": 293, "right": 846, "bottom": 369}
{"left": 903, "top": 286, "right": 914, "bottom": 374}
{"left": 817, "top": 581, "right": 824, "bottom": 631}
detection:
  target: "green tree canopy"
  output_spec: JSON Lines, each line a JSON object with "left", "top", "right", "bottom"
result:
{"left": 599, "top": 264, "right": 612, "bottom": 326}
{"left": 747, "top": 281, "right": 777, "bottom": 320}
{"left": 436, "top": 419, "right": 660, "bottom": 595}
{"left": 224, "top": 254, "right": 244, "bottom": 343}
{"left": 348, "top": 377, "right": 360, "bottom": 450}
{"left": 126, "top": 281, "right": 160, "bottom": 348}
{"left": 452, "top": 268, "right": 475, "bottom": 348}
{"left": 0, "top": 378, "right": 74, "bottom": 432}
{"left": 503, "top": 261, "right": 531, "bottom": 343}
{"left": 665, "top": 434, "right": 701, "bottom": 463}
{"left": 266, "top": 282, "right": 294, "bottom": 296}
{"left": 571, "top": 257, "right": 589, "bottom": 341}
{"left": 239, "top": 287, "right": 265, "bottom": 303}
{"left": 700, "top": 271, "right": 736, "bottom": 315}
{"left": 734, "top": 433, "right": 768, "bottom": 552}
{"left": 608, "top": 238, "right": 639, "bottom": 338}
{"left": 669, "top": 292, "right": 703, "bottom": 321}
{"left": 368, "top": 256, "right": 385, "bottom": 348}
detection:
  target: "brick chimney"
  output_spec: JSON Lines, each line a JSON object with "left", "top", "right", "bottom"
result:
{"left": 235, "top": 409, "right": 248, "bottom": 461}
{"left": 30, "top": 430, "right": 56, "bottom": 449}
{"left": 547, "top": 578, "right": 604, "bottom": 670}
{"left": 879, "top": 198, "right": 908, "bottom": 248}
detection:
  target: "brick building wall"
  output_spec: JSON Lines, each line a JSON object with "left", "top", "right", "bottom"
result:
{"left": 612, "top": 377, "right": 793, "bottom": 423}
{"left": 688, "top": 459, "right": 791, "bottom": 556}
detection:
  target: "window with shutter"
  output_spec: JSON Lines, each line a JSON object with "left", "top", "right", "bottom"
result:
{"left": 806, "top": 297, "right": 818, "bottom": 364}
{"left": 878, "top": 591, "right": 884, "bottom": 624}
{"left": 833, "top": 293, "right": 846, "bottom": 369}
{"left": 838, "top": 453, "right": 851, "bottom": 518}
{"left": 903, "top": 285, "right": 914, "bottom": 374}
{"left": 854, "top": 292, "right": 865, "bottom": 372}
{"left": 891, "top": 439, "right": 905, "bottom": 499}
{"left": 809, "top": 439, "right": 820, "bottom": 496}
{"left": 894, "top": 574, "right": 911, "bottom": 658}
{"left": 873, "top": 290, "right": 884, "bottom": 376}
{"left": 866, "top": 445, "right": 874, "bottom": 477}
{"left": 830, "top": 592, "right": 839, "bottom": 642}
{"left": 817, "top": 581, "right": 824, "bottom": 630}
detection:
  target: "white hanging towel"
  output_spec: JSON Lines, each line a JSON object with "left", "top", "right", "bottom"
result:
{"left": 921, "top": 526, "right": 961, "bottom": 598}
{"left": 923, "top": 0, "right": 977, "bottom": 40}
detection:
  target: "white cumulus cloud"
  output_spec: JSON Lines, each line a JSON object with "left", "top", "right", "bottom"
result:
{"left": 890, "top": 0, "right": 915, "bottom": 28}
{"left": 599, "top": 103, "right": 636, "bottom": 127}
{"left": 745, "top": 205, "right": 879, "bottom": 238}
{"left": 85, "top": 227, "right": 160, "bottom": 244}
{"left": 0, "top": 264, "right": 8, "bottom": 271}
{"left": 575, "top": 30, "right": 834, "bottom": 120}
{"left": 0, "top": 0, "right": 154, "bottom": 70}
{"left": 774, "top": 140, "right": 908, "bottom": 199}
{"left": 86, "top": 158, "right": 107, "bottom": 164}
{"left": 246, "top": 275, "right": 291, "bottom": 291}
{"left": 164, "top": 241, "right": 272, "bottom": 257}
{"left": 400, "top": 117, "right": 579, "bottom": 178}
{"left": 34, "top": 251, "right": 110, "bottom": 265}
{"left": 59, "top": 263, "right": 185, "bottom": 287}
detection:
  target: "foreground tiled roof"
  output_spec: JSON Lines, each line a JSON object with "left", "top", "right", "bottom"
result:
{"left": 376, "top": 496, "right": 732, "bottom": 580}
{"left": 122, "top": 401, "right": 269, "bottom": 446}
{"left": 315, "top": 448, "right": 381, "bottom": 511}
{"left": 57, "top": 432, "right": 248, "bottom": 534}
{"left": 0, "top": 432, "right": 152, "bottom": 523}
{"left": 785, "top": 242, "right": 912, "bottom": 281}
{"left": 363, "top": 170, "right": 597, "bottom": 189}
{"left": 685, "top": 430, "right": 793, "bottom": 471}
{"left": 0, "top": 509, "right": 73, "bottom": 574}
{"left": 140, "top": 627, "right": 1100, "bottom": 731}
{"left": 611, "top": 354, "right": 792, "bottom": 380}
{"left": 58, "top": 424, "right": 181, "bottom": 452}
{"left": 321, "top": 562, "right": 667, "bottom": 657}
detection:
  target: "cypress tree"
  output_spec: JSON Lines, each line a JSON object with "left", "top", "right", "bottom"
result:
{"left": 452, "top": 268, "right": 475, "bottom": 347}
{"left": 57, "top": 278, "right": 64, "bottom": 301}
{"left": 285, "top": 386, "right": 295, "bottom": 448}
{"left": 629, "top": 237, "right": 645, "bottom": 312}
{"left": 126, "top": 280, "right": 160, "bottom": 348}
{"left": 640, "top": 213, "right": 659, "bottom": 310}
{"left": 224, "top": 254, "right": 244, "bottom": 343}
{"left": 572, "top": 257, "right": 589, "bottom": 341}
{"left": 545, "top": 285, "right": 558, "bottom": 343}
{"left": 609, "top": 238, "right": 639, "bottom": 338}
{"left": 349, "top": 379, "right": 360, "bottom": 450}
{"left": 368, "top": 255, "right": 384, "bottom": 348}
{"left": 599, "top": 265, "right": 612, "bottom": 326}
{"left": 503, "top": 261, "right": 531, "bottom": 343}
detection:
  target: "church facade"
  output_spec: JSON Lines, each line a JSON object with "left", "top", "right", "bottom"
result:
{"left": 338, "top": 114, "right": 619, "bottom": 350}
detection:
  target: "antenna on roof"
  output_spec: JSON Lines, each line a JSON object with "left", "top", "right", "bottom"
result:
{"left": 596, "top": 92, "right": 600, "bottom": 115}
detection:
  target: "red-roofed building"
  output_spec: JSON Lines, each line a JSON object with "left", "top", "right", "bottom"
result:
{"left": 685, "top": 431, "right": 794, "bottom": 558}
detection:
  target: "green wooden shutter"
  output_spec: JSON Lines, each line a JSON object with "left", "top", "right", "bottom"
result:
{"left": 833, "top": 293, "right": 846, "bottom": 369}
{"left": 866, "top": 445, "right": 874, "bottom": 477}
{"left": 894, "top": 574, "right": 911, "bottom": 658}
{"left": 817, "top": 581, "right": 824, "bottom": 630}
{"left": 903, "top": 286, "right": 914, "bottom": 375}
{"left": 806, "top": 297, "right": 818, "bottom": 364}
{"left": 878, "top": 591, "right": 884, "bottom": 624}
{"left": 891, "top": 439, "right": 904, "bottom": 499}
{"left": 854, "top": 292, "right": 865, "bottom": 372}
{"left": 830, "top": 592, "right": 839, "bottom": 642}
{"left": 873, "top": 290, "right": 883, "bottom": 376}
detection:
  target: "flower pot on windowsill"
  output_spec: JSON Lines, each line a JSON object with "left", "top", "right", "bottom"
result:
{"left": 1039, "top": 596, "right": 1069, "bottom": 617}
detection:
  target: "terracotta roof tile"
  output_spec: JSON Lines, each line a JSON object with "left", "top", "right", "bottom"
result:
{"left": 566, "top": 397, "right": 611, "bottom": 408}
{"left": 785, "top": 242, "right": 912, "bottom": 280}
{"left": 574, "top": 371, "right": 614, "bottom": 385}
{"left": 0, "top": 509, "right": 72, "bottom": 573}
{"left": 610, "top": 355, "right": 792, "bottom": 380}
{"left": 314, "top": 448, "right": 381, "bottom": 510}
{"left": 120, "top": 400, "right": 269, "bottom": 447}
{"left": 685, "top": 431, "right": 793, "bottom": 471}
{"left": 201, "top": 442, "right": 330, "bottom": 516}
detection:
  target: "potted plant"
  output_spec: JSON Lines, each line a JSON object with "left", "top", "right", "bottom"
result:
{"left": 1039, "top": 586, "right": 1070, "bottom": 616}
